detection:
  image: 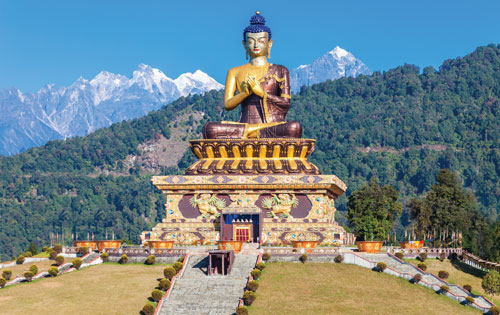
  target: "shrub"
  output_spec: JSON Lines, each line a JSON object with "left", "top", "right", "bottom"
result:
{"left": 440, "top": 285, "right": 450, "bottom": 293}
{"left": 119, "top": 254, "right": 128, "bottom": 264}
{"left": 262, "top": 252, "right": 271, "bottom": 262}
{"left": 376, "top": 262, "right": 387, "bottom": 272}
{"left": 236, "top": 306, "right": 248, "bottom": 315}
{"left": 16, "top": 255, "right": 25, "bottom": 265}
{"left": 100, "top": 252, "right": 109, "bottom": 262}
{"left": 256, "top": 262, "right": 266, "bottom": 271}
{"left": 462, "top": 284, "right": 472, "bottom": 292}
{"left": 417, "top": 263, "right": 427, "bottom": 271}
{"left": 29, "top": 264, "right": 38, "bottom": 275}
{"left": 450, "top": 252, "right": 458, "bottom": 261}
{"left": 250, "top": 268, "right": 262, "bottom": 280}
{"left": 48, "top": 267, "right": 59, "bottom": 277}
{"left": 439, "top": 252, "right": 447, "bottom": 262}
{"left": 490, "top": 306, "right": 500, "bottom": 315}
{"left": 145, "top": 255, "right": 156, "bottom": 265}
{"left": 163, "top": 266, "right": 176, "bottom": 280}
{"left": 0, "top": 277, "right": 6, "bottom": 288}
{"left": 151, "top": 289, "right": 164, "bottom": 302}
{"left": 49, "top": 249, "right": 57, "bottom": 260}
{"left": 72, "top": 258, "right": 83, "bottom": 269}
{"left": 142, "top": 304, "right": 155, "bottom": 315}
{"left": 247, "top": 280, "right": 259, "bottom": 292}
{"left": 173, "top": 261, "right": 183, "bottom": 273}
{"left": 418, "top": 252, "right": 428, "bottom": 262}
{"left": 438, "top": 270, "right": 449, "bottom": 280}
{"left": 159, "top": 278, "right": 171, "bottom": 291}
{"left": 413, "top": 274, "right": 422, "bottom": 284}
{"left": 395, "top": 252, "right": 404, "bottom": 259}
{"left": 177, "top": 256, "right": 184, "bottom": 263}
{"left": 24, "top": 271, "right": 34, "bottom": 282}
{"left": 482, "top": 270, "right": 500, "bottom": 298}
{"left": 464, "top": 296, "right": 475, "bottom": 305}
{"left": 24, "top": 251, "right": 33, "bottom": 257}
{"left": 53, "top": 244, "right": 62, "bottom": 254}
{"left": 78, "top": 246, "right": 89, "bottom": 255}
{"left": 55, "top": 255, "right": 65, "bottom": 266}
{"left": 2, "top": 270, "right": 12, "bottom": 281}
{"left": 334, "top": 254, "right": 344, "bottom": 263}
{"left": 243, "top": 290, "right": 257, "bottom": 306}
{"left": 42, "top": 246, "right": 49, "bottom": 252}
{"left": 300, "top": 253, "right": 308, "bottom": 263}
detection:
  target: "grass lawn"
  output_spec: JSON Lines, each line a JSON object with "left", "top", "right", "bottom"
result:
{"left": 1, "top": 260, "right": 56, "bottom": 278}
{"left": 0, "top": 263, "right": 166, "bottom": 314}
{"left": 404, "top": 257, "right": 500, "bottom": 305}
{"left": 249, "top": 262, "right": 479, "bottom": 314}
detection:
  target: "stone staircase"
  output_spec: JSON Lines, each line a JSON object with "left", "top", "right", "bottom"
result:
{"left": 158, "top": 254, "right": 258, "bottom": 315}
{"left": 356, "top": 253, "right": 493, "bottom": 311}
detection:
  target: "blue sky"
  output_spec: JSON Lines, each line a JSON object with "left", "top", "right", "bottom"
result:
{"left": 1, "top": 0, "right": 500, "bottom": 92}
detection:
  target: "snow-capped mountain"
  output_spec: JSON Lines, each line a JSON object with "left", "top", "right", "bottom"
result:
{"left": 290, "top": 46, "right": 371, "bottom": 92}
{"left": 0, "top": 65, "right": 223, "bottom": 156}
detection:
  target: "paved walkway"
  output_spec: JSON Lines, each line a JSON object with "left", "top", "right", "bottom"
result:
{"left": 158, "top": 254, "right": 258, "bottom": 315}
{"left": 356, "top": 253, "right": 493, "bottom": 310}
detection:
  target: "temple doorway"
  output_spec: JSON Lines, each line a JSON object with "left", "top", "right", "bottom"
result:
{"left": 221, "top": 213, "right": 260, "bottom": 243}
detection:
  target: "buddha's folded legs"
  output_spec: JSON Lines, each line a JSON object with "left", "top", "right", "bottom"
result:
{"left": 203, "top": 121, "right": 302, "bottom": 139}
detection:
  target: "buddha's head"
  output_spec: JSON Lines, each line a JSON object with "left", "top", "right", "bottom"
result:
{"left": 243, "top": 11, "right": 273, "bottom": 59}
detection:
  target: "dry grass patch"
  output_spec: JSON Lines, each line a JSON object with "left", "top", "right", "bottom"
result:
{"left": 0, "top": 260, "right": 55, "bottom": 278}
{"left": 406, "top": 258, "right": 500, "bottom": 305}
{"left": 0, "top": 263, "right": 166, "bottom": 314}
{"left": 250, "top": 263, "right": 479, "bottom": 315}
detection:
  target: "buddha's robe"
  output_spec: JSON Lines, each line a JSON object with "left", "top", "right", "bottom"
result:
{"left": 203, "top": 64, "right": 302, "bottom": 139}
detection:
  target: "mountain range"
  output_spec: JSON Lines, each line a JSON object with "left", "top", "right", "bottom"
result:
{"left": 0, "top": 47, "right": 369, "bottom": 156}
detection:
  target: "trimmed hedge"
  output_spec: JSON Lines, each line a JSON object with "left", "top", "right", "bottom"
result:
{"left": 490, "top": 306, "right": 500, "bottom": 315}
{"left": 164, "top": 266, "right": 176, "bottom": 280}
{"left": 256, "top": 262, "right": 266, "bottom": 271}
{"left": 119, "top": 254, "right": 128, "bottom": 264}
{"left": 29, "top": 264, "right": 38, "bottom": 275}
{"left": 439, "top": 252, "right": 447, "bottom": 261}
{"left": 247, "top": 280, "right": 259, "bottom": 292}
{"left": 53, "top": 244, "right": 62, "bottom": 254}
{"left": 418, "top": 253, "right": 427, "bottom": 262}
{"left": 145, "top": 255, "right": 156, "bottom": 265}
{"left": 159, "top": 278, "right": 171, "bottom": 291}
{"left": 142, "top": 304, "right": 155, "bottom": 315}
{"left": 465, "top": 296, "right": 475, "bottom": 304}
{"left": 151, "top": 289, "right": 164, "bottom": 302}
{"left": 2, "top": 270, "right": 12, "bottom": 280}
{"left": 55, "top": 255, "right": 65, "bottom": 266}
{"left": 463, "top": 284, "right": 472, "bottom": 292}
{"left": 376, "top": 262, "right": 387, "bottom": 272}
{"left": 48, "top": 267, "right": 59, "bottom": 277}
{"left": 417, "top": 263, "right": 427, "bottom": 271}
{"left": 243, "top": 290, "right": 257, "bottom": 306}
{"left": 72, "top": 258, "right": 83, "bottom": 269}
{"left": 24, "top": 271, "right": 34, "bottom": 282}
{"left": 412, "top": 274, "right": 422, "bottom": 283}
{"left": 173, "top": 262, "right": 183, "bottom": 273}
{"left": 262, "top": 252, "right": 271, "bottom": 262}
{"left": 49, "top": 250, "right": 57, "bottom": 260}
{"left": 440, "top": 285, "right": 450, "bottom": 293}
{"left": 78, "top": 246, "right": 89, "bottom": 255}
{"left": 16, "top": 255, "right": 25, "bottom": 265}
{"left": 300, "top": 253, "right": 308, "bottom": 263}
{"left": 438, "top": 270, "right": 449, "bottom": 280}
{"left": 250, "top": 268, "right": 261, "bottom": 280}
{"left": 100, "top": 252, "right": 109, "bottom": 262}
{"left": 334, "top": 254, "right": 344, "bottom": 263}
{"left": 395, "top": 252, "right": 404, "bottom": 259}
{"left": 0, "top": 277, "right": 6, "bottom": 288}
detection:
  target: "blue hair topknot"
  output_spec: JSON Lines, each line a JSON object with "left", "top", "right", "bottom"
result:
{"left": 243, "top": 12, "right": 272, "bottom": 40}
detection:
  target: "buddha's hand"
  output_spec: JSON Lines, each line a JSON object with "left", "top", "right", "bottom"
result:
{"left": 247, "top": 76, "right": 265, "bottom": 98}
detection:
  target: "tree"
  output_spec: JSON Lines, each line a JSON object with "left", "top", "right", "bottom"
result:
{"left": 27, "top": 242, "right": 39, "bottom": 256}
{"left": 482, "top": 270, "right": 500, "bottom": 299}
{"left": 347, "top": 178, "right": 402, "bottom": 241}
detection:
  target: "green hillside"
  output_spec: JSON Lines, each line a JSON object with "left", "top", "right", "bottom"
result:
{"left": 1, "top": 44, "right": 500, "bottom": 261}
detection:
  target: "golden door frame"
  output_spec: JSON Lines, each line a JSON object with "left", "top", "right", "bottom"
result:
{"left": 233, "top": 224, "right": 252, "bottom": 242}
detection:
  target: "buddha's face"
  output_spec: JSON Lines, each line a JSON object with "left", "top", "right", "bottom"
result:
{"left": 243, "top": 32, "right": 272, "bottom": 58}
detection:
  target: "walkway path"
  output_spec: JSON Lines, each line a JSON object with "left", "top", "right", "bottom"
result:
{"left": 355, "top": 252, "right": 493, "bottom": 311}
{"left": 158, "top": 253, "right": 258, "bottom": 315}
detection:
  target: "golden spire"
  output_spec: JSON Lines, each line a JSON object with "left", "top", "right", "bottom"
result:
{"left": 256, "top": 11, "right": 260, "bottom": 15}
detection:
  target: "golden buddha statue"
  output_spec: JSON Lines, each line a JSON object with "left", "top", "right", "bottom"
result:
{"left": 203, "top": 12, "right": 302, "bottom": 139}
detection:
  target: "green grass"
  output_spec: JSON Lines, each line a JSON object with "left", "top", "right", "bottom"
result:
{"left": 249, "top": 262, "right": 479, "bottom": 314}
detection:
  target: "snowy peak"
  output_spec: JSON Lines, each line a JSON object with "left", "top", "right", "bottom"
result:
{"left": 0, "top": 65, "right": 223, "bottom": 156}
{"left": 291, "top": 46, "right": 371, "bottom": 92}
{"left": 174, "top": 70, "right": 224, "bottom": 96}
